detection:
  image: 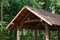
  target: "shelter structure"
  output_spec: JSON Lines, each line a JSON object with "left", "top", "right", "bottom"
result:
{"left": 6, "top": 6, "right": 60, "bottom": 40}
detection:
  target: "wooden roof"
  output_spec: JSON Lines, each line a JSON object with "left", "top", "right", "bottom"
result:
{"left": 6, "top": 6, "right": 60, "bottom": 29}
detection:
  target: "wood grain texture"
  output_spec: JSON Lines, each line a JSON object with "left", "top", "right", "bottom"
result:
{"left": 6, "top": 6, "right": 60, "bottom": 29}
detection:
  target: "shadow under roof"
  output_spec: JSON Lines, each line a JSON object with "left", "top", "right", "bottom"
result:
{"left": 6, "top": 6, "right": 60, "bottom": 29}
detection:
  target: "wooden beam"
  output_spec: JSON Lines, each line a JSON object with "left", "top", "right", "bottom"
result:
{"left": 23, "top": 19, "right": 40, "bottom": 23}
{"left": 17, "top": 28, "right": 20, "bottom": 40}
{"left": 19, "top": 19, "right": 40, "bottom": 28}
{"left": 58, "top": 28, "right": 60, "bottom": 40}
{"left": 18, "top": 11, "right": 31, "bottom": 25}
{"left": 45, "top": 24, "right": 50, "bottom": 40}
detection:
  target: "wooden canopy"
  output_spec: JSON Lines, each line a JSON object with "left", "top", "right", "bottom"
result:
{"left": 6, "top": 6, "right": 60, "bottom": 30}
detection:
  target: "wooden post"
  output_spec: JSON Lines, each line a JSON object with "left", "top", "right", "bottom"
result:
{"left": 33, "top": 29, "right": 37, "bottom": 40}
{"left": 45, "top": 24, "right": 50, "bottom": 40}
{"left": 17, "top": 28, "right": 20, "bottom": 40}
{"left": 58, "top": 28, "right": 60, "bottom": 40}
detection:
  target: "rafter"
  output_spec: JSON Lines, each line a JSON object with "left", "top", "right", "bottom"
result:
{"left": 23, "top": 19, "right": 40, "bottom": 23}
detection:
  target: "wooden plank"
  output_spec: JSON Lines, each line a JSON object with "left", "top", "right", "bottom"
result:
{"left": 23, "top": 19, "right": 40, "bottom": 23}
{"left": 45, "top": 24, "right": 50, "bottom": 40}
{"left": 26, "top": 6, "right": 60, "bottom": 25}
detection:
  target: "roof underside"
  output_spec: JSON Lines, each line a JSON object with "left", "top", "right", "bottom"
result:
{"left": 6, "top": 6, "right": 60, "bottom": 30}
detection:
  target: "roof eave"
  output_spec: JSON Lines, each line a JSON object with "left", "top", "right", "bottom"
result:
{"left": 6, "top": 6, "right": 27, "bottom": 29}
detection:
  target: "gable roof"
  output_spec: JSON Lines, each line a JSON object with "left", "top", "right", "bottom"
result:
{"left": 6, "top": 6, "right": 60, "bottom": 29}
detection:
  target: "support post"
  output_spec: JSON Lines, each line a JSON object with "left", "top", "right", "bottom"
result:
{"left": 33, "top": 29, "right": 37, "bottom": 40}
{"left": 17, "top": 28, "right": 20, "bottom": 40}
{"left": 58, "top": 28, "right": 60, "bottom": 40}
{"left": 45, "top": 24, "right": 50, "bottom": 40}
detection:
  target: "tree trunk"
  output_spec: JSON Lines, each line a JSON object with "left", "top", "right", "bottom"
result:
{"left": 0, "top": 0, "right": 3, "bottom": 32}
{"left": 1, "top": 0, "right": 3, "bottom": 21}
